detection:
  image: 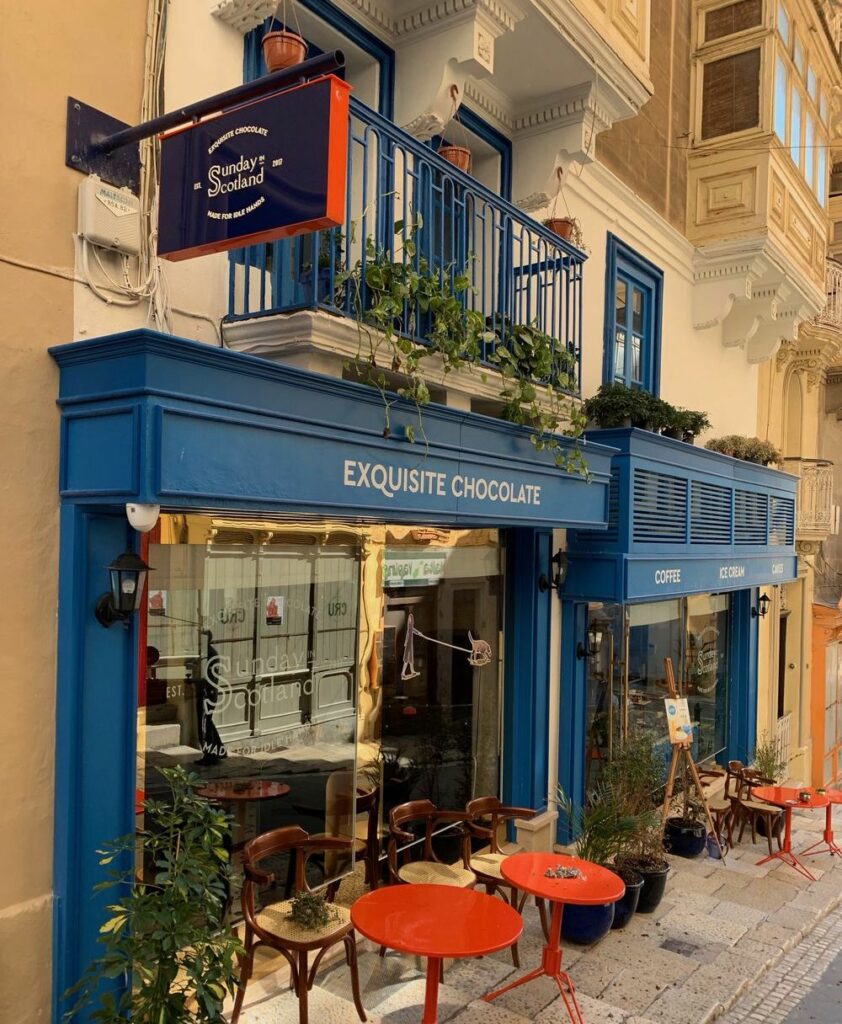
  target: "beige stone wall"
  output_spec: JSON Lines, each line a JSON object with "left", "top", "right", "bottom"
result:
{"left": 596, "top": 0, "right": 691, "bottom": 232}
{"left": 0, "top": 4, "right": 146, "bottom": 1021}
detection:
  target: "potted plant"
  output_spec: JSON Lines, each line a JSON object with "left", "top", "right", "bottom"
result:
{"left": 64, "top": 765, "right": 243, "bottom": 1023}
{"left": 557, "top": 786, "right": 647, "bottom": 942}
{"left": 705, "top": 435, "right": 781, "bottom": 466}
{"left": 438, "top": 90, "right": 472, "bottom": 173}
{"left": 542, "top": 167, "right": 584, "bottom": 247}
{"left": 682, "top": 409, "right": 710, "bottom": 444}
{"left": 663, "top": 767, "right": 707, "bottom": 858}
{"left": 583, "top": 382, "right": 658, "bottom": 430}
{"left": 262, "top": 2, "right": 307, "bottom": 72}
{"left": 751, "top": 732, "right": 786, "bottom": 839}
{"left": 300, "top": 228, "right": 343, "bottom": 302}
{"left": 604, "top": 738, "right": 670, "bottom": 914}
{"left": 288, "top": 890, "right": 339, "bottom": 930}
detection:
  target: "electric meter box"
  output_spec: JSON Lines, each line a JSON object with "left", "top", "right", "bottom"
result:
{"left": 78, "top": 175, "right": 141, "bottom": 255}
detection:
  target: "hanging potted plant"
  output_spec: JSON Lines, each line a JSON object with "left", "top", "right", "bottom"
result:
{"left": 438, "top": 85, "right": 472, "bottom": 172}
{"left": 543, "top": 167, "right": 583, "bottom": 246}
{"left": 262, "top": 0, "right": 308, "bottom": 73}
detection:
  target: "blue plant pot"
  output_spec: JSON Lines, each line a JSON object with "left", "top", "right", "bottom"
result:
{"left": 561, "top": 901, "right": 615, "bottom": 945}
{"left": 663, "top": 817, "right": 706, "bottom": 858}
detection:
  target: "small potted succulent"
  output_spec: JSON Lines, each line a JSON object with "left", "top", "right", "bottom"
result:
{"left": 262, "top": 2, "right": 307, "bottom": 72}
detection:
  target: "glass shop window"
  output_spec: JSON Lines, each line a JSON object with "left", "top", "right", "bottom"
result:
{"left": 135, "top": 516, "right": 503, "bottom": 900}
{"left": 584, "top": 594, "right": 731, "bottom": 793}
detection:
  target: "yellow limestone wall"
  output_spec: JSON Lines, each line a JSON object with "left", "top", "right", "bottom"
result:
{"left": 0, "top": 4, "right": 146, "bottom": 1020}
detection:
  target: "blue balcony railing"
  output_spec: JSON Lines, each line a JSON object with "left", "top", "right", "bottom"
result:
{"left": 226, "top": 97, "right": 585, "bottom": 391}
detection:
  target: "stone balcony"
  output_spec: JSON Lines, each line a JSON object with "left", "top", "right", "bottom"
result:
{"left": 782, "top": 457, "right": 836, "bottom": 546}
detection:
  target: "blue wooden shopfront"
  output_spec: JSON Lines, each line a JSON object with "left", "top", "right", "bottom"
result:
{"left": 49, "top": 329, "right": 614, "bottom": 1021}
{"left": 558, "top": 428, "right": 799, "bottom": 831}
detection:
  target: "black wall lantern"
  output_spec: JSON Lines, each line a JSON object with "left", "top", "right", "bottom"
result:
{"left": 751, "top": 592, "right": 771, "bottom": 620}
{"left": 538, "top": 550, "right": 569, "bottom": 593}
{"left": 95, "top": 551, "right": 152, "bottom": 628}
{"left": 577, "top": 621, "right": 605, "bottom": 660}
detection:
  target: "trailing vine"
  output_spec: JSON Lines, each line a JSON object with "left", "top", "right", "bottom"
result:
{"left": 337, "top": 216, "right": 588, "bottom": 475}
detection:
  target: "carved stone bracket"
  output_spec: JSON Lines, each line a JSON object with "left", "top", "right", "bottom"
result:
{"left": 796, "top": 540, "right": 821, "bottom": 558}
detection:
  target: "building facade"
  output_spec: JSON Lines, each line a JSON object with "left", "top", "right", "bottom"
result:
{"left": 3, "top": 2, "right": 842, "bottom": 1022}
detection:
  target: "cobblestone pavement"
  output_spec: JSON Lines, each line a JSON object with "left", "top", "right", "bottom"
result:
{"left": 230, "top": 805, "right": 842, "bottom": 1024}
{"left": 719, "top": 904, "right": 842, "bottom": 1024}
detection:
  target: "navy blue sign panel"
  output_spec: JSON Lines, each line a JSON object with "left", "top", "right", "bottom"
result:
{"left": 625, "top": 553, "right": 798, "bottom": 600}
{"left": 158, "top": 76, "right": 350, "bottom": 261}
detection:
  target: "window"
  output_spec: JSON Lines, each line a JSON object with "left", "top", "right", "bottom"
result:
{"left": 604, "top": 235, "right": 663, "bottom": 393}
{"left": 808, "top": 66, "right": 818, "bottom": 103}
{"left": 705, "top": 0, "right": 762, "bottom": 42}
{"left": 794, "top": 35, "right": 805, "bottom": 75}
{"left": 806, "top": 115, "right": 815, "bottom": 188}
{"left": 817, "top": 143, "right": 827, "bottom": 205}
{"left": 701, "top": 49, "right": 761, "bottom": 140}
{"left": 774, "top": 55, "right": 788, "bottom": 142}
{"left": 777, "top": 1, "right": 790, "bottom": 46}
{"left": 791, "top": 87, "right": 802, "bottom": 168}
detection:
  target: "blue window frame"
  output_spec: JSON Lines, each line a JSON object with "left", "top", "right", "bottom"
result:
{"left": 603, "top": 234, "right": 663, "bottom": 394}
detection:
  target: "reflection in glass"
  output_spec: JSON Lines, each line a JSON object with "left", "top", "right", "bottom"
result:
{"left": 631, "top": 335, "right": 642, "bottom": 382}
{"left": 685, "top": 594, "right": 730, "bottom": 762}
{"left": 614, "top": 330, "right": 626, "bottom": 380}
{"left": 615, "top": 279, "right": 627, "bottom": 322}
{"left": 632, "top": 287, "right": 644, "bottom": 335}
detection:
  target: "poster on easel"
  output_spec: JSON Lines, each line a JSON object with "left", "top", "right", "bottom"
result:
{"left": 664, "top": 697, "right": 693, "bottom": 745}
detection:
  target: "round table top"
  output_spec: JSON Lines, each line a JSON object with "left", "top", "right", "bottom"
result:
{"left": 501, "top": 852, "right": 625, "bottom": 905}
{"left": 351, "top": 884, "right": 523, "bottom": 959}
{"left": 197, "top": 779, "right": 291, "bottom": 802}
{"left": 821, "top": 789, "right": 842, "bottom": 804}
{"left": 752, "top": 785, "right": 829, "bottom": 810}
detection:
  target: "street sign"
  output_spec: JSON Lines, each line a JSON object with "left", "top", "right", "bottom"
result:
{"left": 158, "top": 75, "right": 350, "bottom": 261}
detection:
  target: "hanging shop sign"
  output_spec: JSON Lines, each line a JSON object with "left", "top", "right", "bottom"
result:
{"left": 157, "top": 76, "right": 350, "bottom": 261}
{"left": 624, "top": 553, "right": 798, "bottom": 601}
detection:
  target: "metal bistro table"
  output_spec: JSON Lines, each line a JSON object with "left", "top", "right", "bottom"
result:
{"left": 802, "top": 789, "right": 842, "bottom": 859}
{"left": 197, "top": 779, "right": 291, "bottom": 850}
{"left": 351, "top": 883, "right": 523, "bottom": 1024}
{"left": 484, "top": 852, "right": 624, "bottom": 1024}
{"left": 751, "top": 785, "right": 830, "bottom": 881}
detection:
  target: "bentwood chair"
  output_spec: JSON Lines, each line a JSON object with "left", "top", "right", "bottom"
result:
{"left": 321, "top": 783, "right": 381, "bottom": 900}
{"left": 737, "top": 767, "right": 784, "bottom": 856}
{"left": 465, "top": 796, "right": 539, "bottom": 966}
{"left": 386, "top": 799, "right": 475, "bottom": 887}
{"left": 231, "top": 826, "right": 366, "bottom": 1024}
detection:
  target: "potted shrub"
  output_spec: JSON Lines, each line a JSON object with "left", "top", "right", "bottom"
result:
{"left": 705, "top": 435, "right": 781, "bottom": 466}
{"left": 262, "top": 2, "right": 307, "bottom": 72}
{"left": 64, "top": 766, "right": 243, "bottom": 1023}
{"left": 583, "top": 382, "right": 657, "bottom": 430}
{"left": 604, "top": 738, "right": 670, "bottom": 914}
{"left": 682, "top": 409, "right": 710, "bottom": 444}
{"left": 751, "top": 732, "right": 786, "bottom": 839}
{"left": 557, "top": 786, "right": 647, "bottom": 943}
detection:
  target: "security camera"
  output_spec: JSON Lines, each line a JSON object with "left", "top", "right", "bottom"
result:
{"left": 125, "top": 503, "right": 160, "bottom": 533}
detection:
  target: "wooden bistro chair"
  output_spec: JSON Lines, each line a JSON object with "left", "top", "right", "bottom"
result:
{"left": 733, "top": 766, "right": 784, "bottom": 856}
{"left": 387, "top": 799, "right": 475, "bottom": 887}
{"left": 465, "top": 796, "right": 539, "bottom": 966}
{"left": 696, "top": 766, "right": 735, "bottom": 850}
{"left": 231, "top": 826, "right": 366, "bottom": 1024}
{"left": 315, "top": 776, "right": 381, "bottom": 900}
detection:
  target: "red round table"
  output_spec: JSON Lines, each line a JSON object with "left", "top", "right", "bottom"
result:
{"left": 751, "top": 786, "right": 829, "bottom": 881}
{"left": 484, "top": 853, "right": 623, "bottom": 1024}
{"left": 802, "top": 789, "right": 842, "bottom": 859}
{"left": 197, "top": 779, "right": 290, "bottom": 850}
{"left": 351, "top": 883, "right": 522, "bottom": 1024}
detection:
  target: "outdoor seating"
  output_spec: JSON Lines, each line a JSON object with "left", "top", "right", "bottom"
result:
{"left": 231, "top": 825, "right": 366, "bottom": 1024}
{"left": 311, "top": 778, "right": 380, "bottom": 899}
{"left": 465, "top": 796, "right": 540, "bottom": 966}
{"left": 697, "top": 766, "right": 735, "bottom": 848}
{"left": 733, "top": 765, "right": 784, "bottom": 856}
{"left": 386, "top": 799, "right": 476, "bottom": 887}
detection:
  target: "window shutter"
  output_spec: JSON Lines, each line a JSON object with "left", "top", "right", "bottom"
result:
{"left": 705, "top": 0, "right": 762, "bottom": 42}
{"left": 701, "top": 48, "right": 761, "bottom": 140}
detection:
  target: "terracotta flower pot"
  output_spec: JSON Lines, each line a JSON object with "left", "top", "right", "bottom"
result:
{"left": 262, "top": 30, "right": 307, "bottom": 72}
{"left": 438, "top": 145, "right": 471, "bottom": 173}
{"left": 543, "top": 217, "right": 575, "bottom": 240}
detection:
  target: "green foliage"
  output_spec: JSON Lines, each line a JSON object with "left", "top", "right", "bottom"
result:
{"left": 338, "top": 216, "right": 588, "bottom": 474}
{"left": 287, "top": 891, "right": 338, "bottom": 930}
{"left": 64, "top": 766, "right": 243, "bottom": 1024}
{"left": 583, "top": 383, "right": 709, "bottom": 442}
{"left": 557, "top": 785, "right": 652, "bottom": 866}
{"left": 752, "top": 731, "right": 787, "bottom": 782}
{"left": 602, "top": 737, "right": 668, "bottom": 867}
{"left": 705, "top": 435, "right": 782, "bottom": 465}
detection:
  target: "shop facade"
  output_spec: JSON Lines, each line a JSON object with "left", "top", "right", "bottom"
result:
{"left": 50, "top": 328, "right": 614, "bottom": 1019}
{"left": 559, "top": 428, "right": 799, "bottom": 815}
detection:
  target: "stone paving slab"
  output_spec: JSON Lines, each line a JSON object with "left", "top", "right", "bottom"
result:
{"left": 230, "top": 804, "right": 842, "bottom": 1024}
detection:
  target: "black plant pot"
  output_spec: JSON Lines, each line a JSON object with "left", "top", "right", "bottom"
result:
{"left": 635, "top": 863, "right": 670, "bottom": 913}
{"left": 663, "top": 817, "right": 706, "bottom": 859}
{"left": 611, "top": 876, "right": 643, "bottom": 930}
{"left": 757, "top": 812, "right": 784, "bottom": 839}
{"left": 561, "top": 901, "right": 615, "bottom": 945}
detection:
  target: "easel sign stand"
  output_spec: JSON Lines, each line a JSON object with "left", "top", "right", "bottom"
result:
{"left": 660, "top": 657, "right": 726, "bottom": 861}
